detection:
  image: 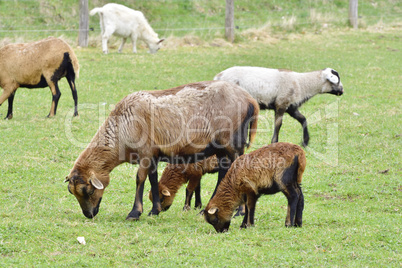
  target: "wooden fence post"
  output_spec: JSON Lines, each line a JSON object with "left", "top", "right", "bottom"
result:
{"left": 225, "top": 0, "right": 234, "bottom": 42}
{"left": 78, "top": 0, "right": 89, "bottom": 47}
{"left": 349, "top": 0, "right": 358, "bottom": 29}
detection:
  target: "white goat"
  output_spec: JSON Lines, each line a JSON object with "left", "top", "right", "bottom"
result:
{"left": 214, "top": 67, "right": 344, "bottom": 146}
{"left": 90, "top": 3, "right": 164, "bottom": 54}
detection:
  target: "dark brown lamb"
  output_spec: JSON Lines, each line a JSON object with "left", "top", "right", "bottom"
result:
{"left": 204, "top": 142, "right": 306, "bottom": 233}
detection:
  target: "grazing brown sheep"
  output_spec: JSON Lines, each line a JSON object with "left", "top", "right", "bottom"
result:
{"left": 66, "top": 81, "right": 259, "bottom": 221}
{"left": 149, "top": 155, "right": 218, "bottom": 211}
{"left": 0, "top": 37, "right": 79, "bottom": 119}
{"left": 204, "top": 142, "right": 306, "bottom": 232}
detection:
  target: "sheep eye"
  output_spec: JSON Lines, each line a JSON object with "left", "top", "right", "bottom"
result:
{"left": 81, "top": 186, "right": 95, "bottom": 197}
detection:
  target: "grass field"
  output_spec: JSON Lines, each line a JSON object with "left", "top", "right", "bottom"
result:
{"left": 1, "top": 1, "right": 401, "bottom": 267}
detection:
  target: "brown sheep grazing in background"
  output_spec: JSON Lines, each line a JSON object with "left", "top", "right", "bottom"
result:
{"left": 149, "top": 155, "right": 218, "bottom": 211}
{"left": 65, "top": 81, "right": 259, "bottom": 221}
{"left": 204, "top": 142, "right": 306, "bottom": 233}
{"left": 0, "top": 37, "right": 79, "bottom": 119}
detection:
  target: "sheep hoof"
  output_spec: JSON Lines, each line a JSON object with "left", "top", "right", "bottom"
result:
{"left": 126, "top": 211, "right": 141, "bottom": 221}
{"left": 148, "top": 210, "right": 160, "bottom": 216}
{"left": 126, "top": 216, "right": 139, "bottom": 221}
{"left": 182, "top": 205, "right": 191, "bottom": 211}
{"left": 4, "top": 114, "right": 13, "bottom": 120}
{"left": 194, "top": 203, "right": 202, "bottom": 210}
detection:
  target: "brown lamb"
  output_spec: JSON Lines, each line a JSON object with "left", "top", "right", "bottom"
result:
{"left": 204, "top": 142, "right": 306, "bottom": 232}
{"left": 149, "top": 155, "right": 218, "bottom": 211}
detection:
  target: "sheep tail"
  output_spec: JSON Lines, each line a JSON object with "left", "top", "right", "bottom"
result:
{"left": 89, "top": 7, "right": 102, "bottom": 16}
{"left": 70, "top": 53, "right": 80, "bottom": 79}
{"left": 295, "top": 147, "right": 306, "bottom": 184}
{"left": 246, "top": 100, "right": 259, "bottom": 149}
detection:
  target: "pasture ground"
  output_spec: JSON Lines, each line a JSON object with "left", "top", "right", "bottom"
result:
{"left": 0, "top": 15, "right": 401, "bottom": 268}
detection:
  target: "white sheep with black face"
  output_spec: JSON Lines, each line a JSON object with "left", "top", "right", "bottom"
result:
{"left": 90, "top": 3, "right": 164, "bottom": 54}
{"left": 214, "top": 67, "right": 344, "bottom": 146}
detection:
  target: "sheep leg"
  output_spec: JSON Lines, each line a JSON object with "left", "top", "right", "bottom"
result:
{"left": 0, "top": 87, "right": 17, "bottom": 119}
{"left": 271, "top": 108, "right": 285, "bottom": 143}
{"left": 47, "top": 82, "right": 61, "bottom": 117}
{"left": 148, "top": 159, "right": 162, "bottom": 216}
{"left": 211, "top": 156, "right": 231, "bottom": 197}
{"left": 126, "top": 166, "right": 149, "bottom": 220}
{"left": 101, "top": 28, "right": 114, "bottom": 54}
{"left": 241, "top": 193, "right": 257, "bottom": 228}
{"left": 288, "top": 108, "right": 309, "bottom": 147}
{"left": 295, "top": 186, "right": 304, "bottom": 227}
{"left": 187, "top": 175, "right": 202, "bottom": 209}
{"left": 284, "top": 186, "right": 299, "bottom": 227}
{"left": 194, "top": 183, "right": 202, "bottom": 209}
{"left": 66, "top": 75, "right": 78, "bottom": 117}
{"left": 183, "top": 188, "right": 193, "bottom": 211}
{"left": 118, "top": 38, "right": 127, "bottom": 53}
{"left": 4, "top": 91, "right": 15, "bottom": 120}
{"left": 131, "top": 34, "right": 138, "bottom": 53}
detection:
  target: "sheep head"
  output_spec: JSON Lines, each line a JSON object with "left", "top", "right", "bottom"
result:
{"left": 65, "top": 169, "right": 108, "bottom": 219}
{"left": 148, "top": 38, "right": 164, "bottom": 54}
{"left": 204, "top": 205, "right": 232, "bottom": 233}
{"left": 322, "top": 68, "right": 344, "bottom": 96}
{"left": 148, "top": 186, "right": 174, "bottom": 211}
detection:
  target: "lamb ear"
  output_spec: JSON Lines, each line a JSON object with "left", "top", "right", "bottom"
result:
{"left": 327, "top": 74, "right": 339, "bottom": 84}
{"left": 208, "top": 207, "right": 218, "bottom": 215}
{"left": 162, "top": 189, "right": 171, "bottom": 197}
{"left": 325, "top": 69, "right": 339, "bottom": 84}
{"left": 64, "top": 176, "right": 70, "bottom": 183}
{"left": 157, "top": 38, "right": 165, "bottom": 44}
{"left": 90, "top": 176, "right": 104, "bottom": 190}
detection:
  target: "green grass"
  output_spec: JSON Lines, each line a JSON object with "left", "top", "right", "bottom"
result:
{"left": 0, "top": 0, "right": 401, "bottom": 267}
{"left": 1, "top": 29, "right": 401, "bottom": 267}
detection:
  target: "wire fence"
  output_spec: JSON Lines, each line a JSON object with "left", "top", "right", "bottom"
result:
{"left": 0, "top": 0, "right": 401, "bottom": 43}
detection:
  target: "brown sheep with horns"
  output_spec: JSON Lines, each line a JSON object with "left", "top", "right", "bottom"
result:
{"left": 204, "top": 142, "right": 306, "bottom": 233}
{"left": 65, "top": 81, "right": 259, "bottom": 221}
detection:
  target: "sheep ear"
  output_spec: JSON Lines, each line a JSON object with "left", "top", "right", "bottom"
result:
{"left": 325, "top": 69, "right": 339, "bottom": 84}
{"left": 208, "top": 207, "right": 218, "bottom": 215}
{"left": 327, "top": 74, "right": 339, "bottom": 84}
{"left": 90, "top": 176, "right": 104, "bottom": 190}
{"left": 157, "top": 39, "right": 165, "bottom": 44}
{"left": 64, "top": 176, "right": 70, "bottom": 183}
{"left": 162, "top": 189, "right": 171, "bottom": 197}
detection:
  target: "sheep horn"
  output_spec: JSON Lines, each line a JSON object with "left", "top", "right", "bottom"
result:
{"left": 208, "top": 207, "right": 218, "bottom": 214}
{"left": 162, "top": 189, "right": 171, "bottom": 197}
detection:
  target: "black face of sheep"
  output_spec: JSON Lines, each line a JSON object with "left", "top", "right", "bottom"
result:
{"left": 327, "top": 69, "right": 344, "bottom": 96}
{"left": 65, "top": 170, "right": 106, "bottom": 219}
{"left": 204, "top": 208, "right": 231, "bottom": 233}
